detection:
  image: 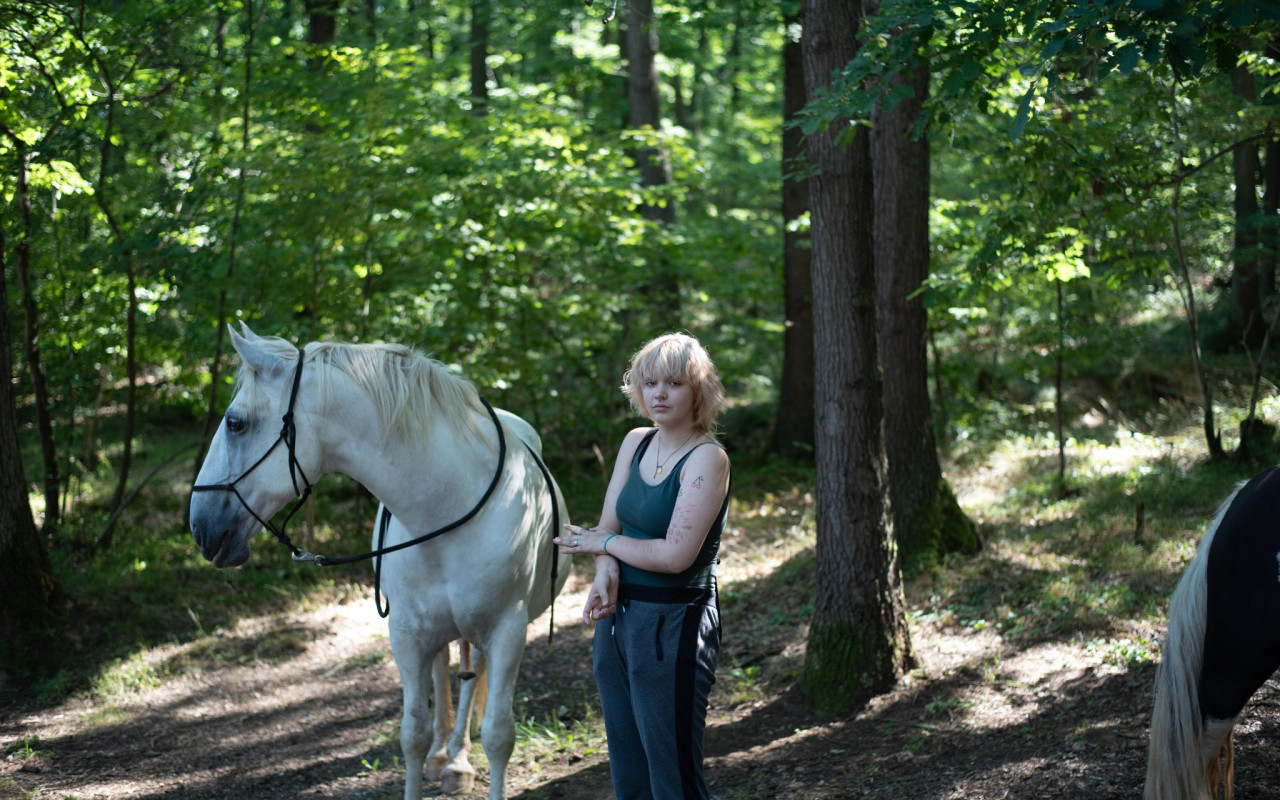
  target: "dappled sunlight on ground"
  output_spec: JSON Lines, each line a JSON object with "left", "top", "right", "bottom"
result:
{"left": 10, "top": 423, "right": 1280, "bottom": 799}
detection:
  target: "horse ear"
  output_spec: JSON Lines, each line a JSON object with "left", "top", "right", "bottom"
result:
{"left": 237, "top": 321, "right": 262, "bottom": 342}
{"left": 229, "top": 325, "right": 279, "bottom": 375}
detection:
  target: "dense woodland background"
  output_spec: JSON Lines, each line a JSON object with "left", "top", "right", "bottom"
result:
{"left": 3, "top": 0, "right": 1280, "bottom": 765}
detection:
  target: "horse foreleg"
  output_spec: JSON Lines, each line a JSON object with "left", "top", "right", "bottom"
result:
{"left": 425, "top": 647, "right": 454, "bottom": 783}
{"left": 389, "top": 629, "right": 441, "bottom": 800}
{"left": 441, "top": 647, "right": 486, "bottom": 795}
{"left": 478, "top": 622, "right": 527, "bottom": 800}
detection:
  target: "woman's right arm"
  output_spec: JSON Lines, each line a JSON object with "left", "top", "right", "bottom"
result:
{"left": 581, "top": 428, "right": 647, "bottom": 623}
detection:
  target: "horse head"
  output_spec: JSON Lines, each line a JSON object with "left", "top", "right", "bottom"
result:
{"left": 190, "top": 324, "right": 323, "bottom": 567}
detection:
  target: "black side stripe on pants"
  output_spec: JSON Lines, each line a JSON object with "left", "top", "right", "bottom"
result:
{"left": 675, "top": 603, "right": 712, "bottom": 798}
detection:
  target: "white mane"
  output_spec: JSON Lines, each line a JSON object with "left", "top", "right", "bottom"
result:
{"left": 235, "top": 336, "right": 488, "bottom": 444}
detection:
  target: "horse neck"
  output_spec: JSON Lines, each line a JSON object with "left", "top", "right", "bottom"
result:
{"left": 321, "top": 384, "right": 494, "bottom": 528}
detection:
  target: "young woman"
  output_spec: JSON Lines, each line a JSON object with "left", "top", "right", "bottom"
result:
{"left": 555, "top": 332, "right": 731, "bottom": 800}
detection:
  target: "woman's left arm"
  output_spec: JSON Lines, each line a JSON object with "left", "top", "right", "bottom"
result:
{"left": 563, "top": 445, "right": 729, "bottom": 574}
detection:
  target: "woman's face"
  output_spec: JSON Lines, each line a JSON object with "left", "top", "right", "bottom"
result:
{"left": 642, "top": 373, "right": 696, "bottom": 426}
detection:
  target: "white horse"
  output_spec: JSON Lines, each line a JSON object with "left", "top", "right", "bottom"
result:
{"left": 189, "top": 324, "right": 571, "bottom": 800}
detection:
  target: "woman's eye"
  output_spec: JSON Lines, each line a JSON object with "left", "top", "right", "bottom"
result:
{"left": 226, "top": 416, "right": 246, "bottom": 434}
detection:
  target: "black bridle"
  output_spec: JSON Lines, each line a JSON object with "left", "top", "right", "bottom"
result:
{"left": 191, "top": 346, "right": 315, "bottom": 560}
{"left": 191, "top": 345, "right": 561, "bottom": 626}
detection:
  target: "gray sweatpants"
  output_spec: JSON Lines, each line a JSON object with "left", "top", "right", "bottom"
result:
{"left": 592, "top": 584, "right": 720, "bottom": 800}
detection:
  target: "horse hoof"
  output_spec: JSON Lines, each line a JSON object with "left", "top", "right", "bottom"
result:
{"left": 425, "top": 756, "right": 447, "bottom": 781}
{"left": 441, "top": 767, "right": 476, "bottom": 795}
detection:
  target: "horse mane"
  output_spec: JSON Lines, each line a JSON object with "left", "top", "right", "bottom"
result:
{"left": 235, "top": 335, "right": 489, "bottom": 445}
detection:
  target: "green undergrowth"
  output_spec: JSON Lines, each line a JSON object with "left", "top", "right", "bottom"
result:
{"left": 5, "top": 389, "right": 1275, "bottom": 731}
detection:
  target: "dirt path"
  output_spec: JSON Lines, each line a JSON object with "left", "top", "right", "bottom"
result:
{"left": 3, "top": 569, "right": 1277, "bottom": 799}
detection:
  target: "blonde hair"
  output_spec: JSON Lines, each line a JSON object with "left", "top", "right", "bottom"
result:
{"left": 621, "top": 333, "right": 725, "bottom": 436}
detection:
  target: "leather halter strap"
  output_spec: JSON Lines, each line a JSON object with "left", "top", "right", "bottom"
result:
{"left": 191, "top": 347, "right": 314, "bottom": 559}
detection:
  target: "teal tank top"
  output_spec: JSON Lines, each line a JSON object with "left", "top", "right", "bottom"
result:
{"left": 614, "top": 429, "right": 728, "bottom": 588}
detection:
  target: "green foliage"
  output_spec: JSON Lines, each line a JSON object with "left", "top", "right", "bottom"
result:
{"left": 2, "top": 0, "right": 786, "bottom": 536}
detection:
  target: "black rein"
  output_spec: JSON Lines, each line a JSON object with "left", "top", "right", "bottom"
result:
{"left": 192, "top": 346, "right": 562, "bottom": 628}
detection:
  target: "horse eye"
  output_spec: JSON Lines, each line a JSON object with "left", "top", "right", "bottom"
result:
{"left": 226, "top": 416, "right": 246, "bottom": 434}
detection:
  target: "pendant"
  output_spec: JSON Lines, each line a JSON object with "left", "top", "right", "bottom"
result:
{"left": 656, "top": 467, "right": 663, "bottom": 475}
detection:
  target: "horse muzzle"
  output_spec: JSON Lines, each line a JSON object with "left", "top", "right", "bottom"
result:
{"left": 190, "top": 496, "right": 253, "bottom": 567}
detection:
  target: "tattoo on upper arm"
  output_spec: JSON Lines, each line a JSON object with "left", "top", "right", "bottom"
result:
{"left": 690, "top": 474, "right": 704, "bottom": 490}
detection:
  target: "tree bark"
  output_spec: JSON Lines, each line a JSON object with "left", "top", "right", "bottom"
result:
{"left": 1263, "top": 136, "right": 1278, "bottom": 297}
{"left": 469, "top": 0, "right": 490, "bottom": 113}
{"left": 775, "top": 12, "right": 815, "bottom": 458}
{"left": 626, "top": 0, "right": 679, "bottom": 321}
{"left": 193, "top": 0, "right": 257, "bottom": 511}
{"left": 12, "top": 143, "right": 60, "bottom": 531}
{"left": 1172, "top": 181, "right": 1226, "bottom": 459}
{"left": 1230, "top": 63, "right": 1264, "bottom": 350}
{"left": 800, "top": 0, "right": 912, "bottom": 716}
{"left": 305, "top": 0, "right": 337, "bottom": 45}
{"left": 94, "top": 78, "right": 138, "bottom": 546}
{"left": 865, "top": 11, "right": 977, "bottom": 565}
{"left": 0, "top": 222, "right": 61, "bottom": 659}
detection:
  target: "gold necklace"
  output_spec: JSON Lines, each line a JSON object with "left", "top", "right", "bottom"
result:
{"left": 654, "top": 430, "right": 696, "bottom": 479}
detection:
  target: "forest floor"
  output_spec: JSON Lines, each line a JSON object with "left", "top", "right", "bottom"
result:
{"left": 4, "top": 439, "right": 1279, "bottom": 800}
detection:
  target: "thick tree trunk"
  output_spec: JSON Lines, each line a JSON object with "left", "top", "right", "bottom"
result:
{"left": 0, "top": 224, "right": 60, "bottom": 660}
{"left": 12, "top": 144, "right": 60, "bottom": 531}
{"left": 800, "top": 0, "right": 912, "bottom": 716}
{"left": 775, "top": 15, "right": 815, "bottom": 458}
{"left": 866, "top": 17, "right": 977, "bottom": 566}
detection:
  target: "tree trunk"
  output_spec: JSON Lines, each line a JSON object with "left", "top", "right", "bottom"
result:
{"left": 865, "top": 12, "right": 977, "bottom": 566}
{"left": 12, "top": 143, "right": 60, "bottom": 532}
{"left": 1262, "top": 135, "right": 1278, "bottom": 296}
{"left": 95, "top": 84, "right": 138, "bottom": 547}
{"left": 193, "top": 0, "right": 257, "bottom": 510}
{"left": 110, "top": 266, "right": 138, "bottom": 513}
{"left": 0, "top": 223, "right": 61, "bottom": 661}
{"left": 1230, "top": 64, "right": 1264, "bottom": 350}
{"left": 775, "top": 13, "right": 815, "bottom": 458}
{"left": 408, "top": 0, "right": 435, "bottom": 58}
{"left": 800, "top": 0, "right": 912, "bottom": 716}
{"left": 1054, "top": 278, "right": 1067, "bottom": 494}
{"left": 626, "top": 0, "right": 679, "bottom": 321}
{"left": 469, "top": 0, "right": 490, "bottom": 113}
{"left": 1172, "top": 181, "right": 1225, "bottom": 459}
{"left": 1264, "top": 38, "right": 1280, "bottom": 296}
{"left": 305, "top": 0, "right": 337, "bottom": 45}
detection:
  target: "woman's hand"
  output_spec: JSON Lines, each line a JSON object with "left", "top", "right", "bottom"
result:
{"left": 582, "top": 559, "right": 619, "bottom": 623}
{"left": 555, "top": 523, "right": 610, "bottom": 556}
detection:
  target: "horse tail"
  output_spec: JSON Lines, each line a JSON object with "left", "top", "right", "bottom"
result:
{"left": 1145, "top": 493, "right": 1236, "bottom": 800}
